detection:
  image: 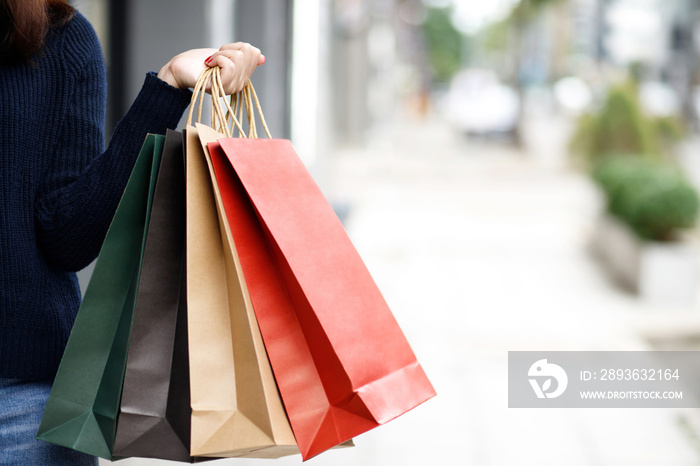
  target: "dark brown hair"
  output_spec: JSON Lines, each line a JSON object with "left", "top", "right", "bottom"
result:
{"left": 0, "top": 0, "right": 75, "bottom": 64}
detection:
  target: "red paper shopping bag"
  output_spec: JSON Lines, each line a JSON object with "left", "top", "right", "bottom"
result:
{"left": 208, "top": 138, "right": 435, "bottom": 460}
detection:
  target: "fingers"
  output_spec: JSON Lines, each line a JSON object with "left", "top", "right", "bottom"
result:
{"left": 204, "top": 42, "right": 264, "bottom": 94}
{"left": 218, "top": 42, "right": 264, "bottom": 64}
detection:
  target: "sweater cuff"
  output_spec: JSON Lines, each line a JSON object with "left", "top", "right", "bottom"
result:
{"left": 104, "top": 71, "right": 192, "bottom": 159}
{"left": 106, "top": 71, "right": 193, "bottom": 171}
{"left": 146, "top": 70, "right": 193, "bottom": 96}
{"left": 134, "top": 71, "right": 193, "bottom": 129}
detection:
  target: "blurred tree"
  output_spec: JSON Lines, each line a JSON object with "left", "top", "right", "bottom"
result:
{"left": 510, "top": 0, "right": 564, "bottom": 20}
{"left": 481, "top": 18, "right": 509, "bottom": 54}
{"left": 571, "top": 82, "right": 656, "bottom": 162}
{"left": 570, "top": 81, "right": 685, "bottom": 165}
{"left": 420, "top": 6, "right": 464, "bottom": 84}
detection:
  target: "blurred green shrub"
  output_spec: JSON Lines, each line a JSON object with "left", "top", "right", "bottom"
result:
{"left": 593, "top": 156, "right": 699, "bottom": 242}
{"left": 421, "top": 7, "right": 464, "bottom": 84}
{"left": 570, "top": 82, "right": 684, "bottom": 165}
{"left": 654, "top": 115, "right": 685, "bottom": 150}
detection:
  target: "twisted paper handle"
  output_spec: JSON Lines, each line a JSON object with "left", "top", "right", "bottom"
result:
{"left": 186, "top": 66, "right": 271, "bottom": 139}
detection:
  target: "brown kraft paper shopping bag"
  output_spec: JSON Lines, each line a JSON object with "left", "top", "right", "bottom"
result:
{"left": 184, "top": 115, "right": 297, "bottom": 458}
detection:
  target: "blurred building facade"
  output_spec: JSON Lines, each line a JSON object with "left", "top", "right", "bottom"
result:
{"left": 73, "top": 0, "right": 421, "bottom": 160}
{"left": 72, "top": 0, "right": 700, "bottom": 156}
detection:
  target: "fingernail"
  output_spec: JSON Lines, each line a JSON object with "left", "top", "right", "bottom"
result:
{"left": 204, "top": 55, "right": 213, "bottom": 65}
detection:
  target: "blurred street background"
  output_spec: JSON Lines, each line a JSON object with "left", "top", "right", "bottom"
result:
{"left": 70, "top": 0, "right": 700, "bottom": 464}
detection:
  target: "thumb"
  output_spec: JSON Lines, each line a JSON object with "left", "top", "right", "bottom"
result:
{"left": 258, "top": 54, "right": 266, "bottom": 66}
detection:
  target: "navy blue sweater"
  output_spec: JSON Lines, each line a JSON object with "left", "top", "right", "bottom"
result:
{"left": 0, "top": 12, "right": 193, "bottom": 380}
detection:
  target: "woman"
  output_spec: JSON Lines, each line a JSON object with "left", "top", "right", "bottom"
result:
{"left": 0, "top": 1, "right": 263, "bottom": 463}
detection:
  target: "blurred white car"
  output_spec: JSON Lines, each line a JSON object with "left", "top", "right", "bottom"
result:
{"left": 443, "top": 69, "right": 520, "bottom": 136}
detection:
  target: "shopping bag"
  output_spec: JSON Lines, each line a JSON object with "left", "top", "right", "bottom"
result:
{"left": 37, "top": 134, "right": 165, "bottom": 459}
{"left": 112, "top": 129, "right": 193, "bottom": 461}
{"left": 184, "top": 119, "right": 297, "bottom": 458}
{"left": 211, "top": 128, "right": 436, "bottom": 459}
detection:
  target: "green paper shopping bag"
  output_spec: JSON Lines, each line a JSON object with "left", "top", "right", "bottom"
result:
{"left": 36, "top": 134, "right": 165, "bottom": 460}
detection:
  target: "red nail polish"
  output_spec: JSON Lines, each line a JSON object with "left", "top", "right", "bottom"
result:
{"left": 204, "top": 55, "right": 212, "bottom": 64}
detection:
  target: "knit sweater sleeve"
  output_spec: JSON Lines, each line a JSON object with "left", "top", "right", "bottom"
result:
{"left": 35, "top": 19, "right": 192, "bottom": 272}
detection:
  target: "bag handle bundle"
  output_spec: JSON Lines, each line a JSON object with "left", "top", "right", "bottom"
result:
{"left": 186, "top": 66, "right": 271, "bottom": 139}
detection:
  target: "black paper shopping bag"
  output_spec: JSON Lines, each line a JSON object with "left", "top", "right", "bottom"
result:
{"left": 113, "top": 129, "right": 193, "bottom": 461}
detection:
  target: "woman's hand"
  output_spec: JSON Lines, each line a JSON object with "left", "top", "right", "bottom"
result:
{"left": 157, "top": 42, "right": 265, "bottom": 93}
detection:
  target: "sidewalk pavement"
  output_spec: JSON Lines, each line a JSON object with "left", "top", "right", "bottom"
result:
{"left": 105, "top": 113, "right": 700, "bottom": 466}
